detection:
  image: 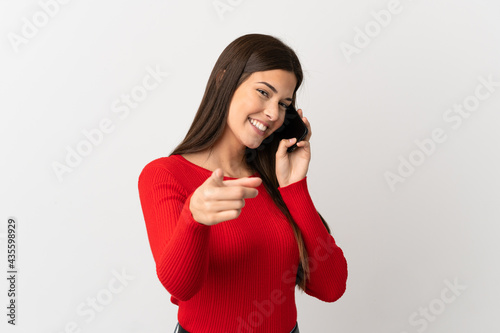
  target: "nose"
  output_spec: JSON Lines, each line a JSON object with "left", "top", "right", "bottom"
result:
{"left": 264, "top": 103, "right": 280, "bottom": 122}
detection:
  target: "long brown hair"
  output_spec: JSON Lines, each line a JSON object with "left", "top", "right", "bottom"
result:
{"left": 169, "top": 33, "right": 331, "bottom": 291}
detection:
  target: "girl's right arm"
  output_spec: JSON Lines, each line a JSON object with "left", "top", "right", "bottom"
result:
{"left": 138, "top": 163, "right": 212, "bottom": 301}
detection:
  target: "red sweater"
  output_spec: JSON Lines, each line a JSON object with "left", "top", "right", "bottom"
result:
{"left": 138, "top": 154, "right": 348, "bottom": 332}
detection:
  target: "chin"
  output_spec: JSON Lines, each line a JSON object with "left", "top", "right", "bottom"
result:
{"left": 245, "top": 142, "right": 261, "bottom": 150}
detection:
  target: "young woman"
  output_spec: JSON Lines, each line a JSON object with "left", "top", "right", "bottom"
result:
{"left": 138, "top": 33, "right": 348, "bottom": 333}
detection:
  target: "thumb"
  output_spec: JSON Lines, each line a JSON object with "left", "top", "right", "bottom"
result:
{"left": 210, "top": 168, "right": 224, "bottom": 184}
{"left": 277, "top": 137, "right": 296, "bottom": 157}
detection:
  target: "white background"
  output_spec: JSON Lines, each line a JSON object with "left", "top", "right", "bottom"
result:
{"left": 1, "top": 0, "right": 499, "bottom": 332}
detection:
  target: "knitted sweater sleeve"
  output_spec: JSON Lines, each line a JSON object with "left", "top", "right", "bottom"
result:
{"left": 278, "top": 176, "right": 348, "bottom": 302}
{"left": 138, "top": 163, "right": 211, "bottom": 302}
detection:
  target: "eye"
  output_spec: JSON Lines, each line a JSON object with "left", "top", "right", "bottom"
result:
{"left": 279, "top": 102, "right": 289, "bottom": 109}
{"left": 257, "top": 89, "right": 269, "bottom": 97}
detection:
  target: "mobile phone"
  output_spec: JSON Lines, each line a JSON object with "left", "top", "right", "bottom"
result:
{"left": 276, "top": 104, "right": 308, "bottom": 153}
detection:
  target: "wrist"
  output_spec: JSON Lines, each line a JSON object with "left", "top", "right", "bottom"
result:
{"left": 279, "top": 176, "right": 306, "bottom": 188}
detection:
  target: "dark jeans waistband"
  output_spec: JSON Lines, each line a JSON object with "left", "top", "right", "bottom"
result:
{"left": 175, "top": 321, "right": 299, "bottom": 333}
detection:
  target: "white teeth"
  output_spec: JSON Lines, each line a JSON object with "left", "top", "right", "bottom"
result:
{"left": 249, "top": 118, "right": 267, "bottom": 131}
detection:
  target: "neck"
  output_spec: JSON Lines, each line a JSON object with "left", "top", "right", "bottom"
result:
{"left": 201, "top": 129, "right": 253, "bottom": 178}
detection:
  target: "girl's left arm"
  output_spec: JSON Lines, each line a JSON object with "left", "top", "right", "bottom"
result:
{"left": 278, "top": 176, "right": 348, "bottom": 302}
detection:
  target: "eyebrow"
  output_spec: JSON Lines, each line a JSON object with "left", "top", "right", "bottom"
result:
{"left": 257, "top": 81, "right": 293, "bottom": 101}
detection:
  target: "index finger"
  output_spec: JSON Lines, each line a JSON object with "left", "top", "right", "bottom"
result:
{"left": 298, "top": 108, "right": 312, "bottom": 141}
{"left": 222, "top": 177, "right": 262, "bottom": 188}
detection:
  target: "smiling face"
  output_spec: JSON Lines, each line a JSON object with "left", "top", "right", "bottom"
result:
{"left": 225, "top": 69, "right": 297, "bottom": 150}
